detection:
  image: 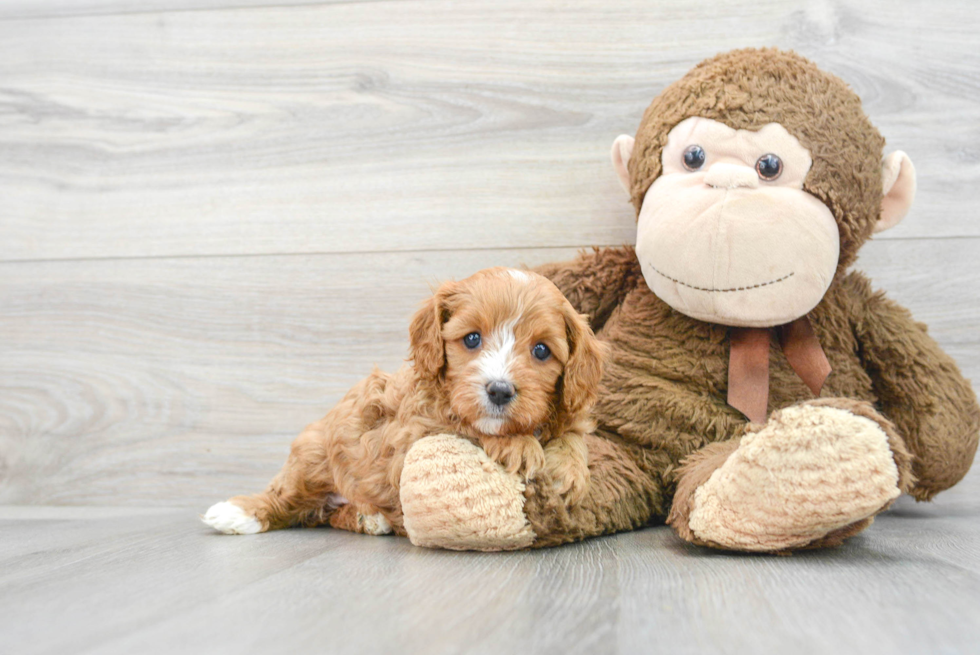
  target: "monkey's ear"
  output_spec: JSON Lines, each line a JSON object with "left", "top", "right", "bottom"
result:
{"left": 610, "top": 135, "right": 635, "bottom": 195}
{"left": 875, "top": 151, "right": 916, "bottom": 234}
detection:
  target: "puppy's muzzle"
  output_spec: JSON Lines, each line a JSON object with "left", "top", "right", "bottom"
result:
{"left": 486, "top": 380, "right": 516, "bottom": 407}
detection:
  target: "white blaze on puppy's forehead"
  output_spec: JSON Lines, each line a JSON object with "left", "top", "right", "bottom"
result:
{"left": 477, "top": 318, "right": 519, "bottom": 382}
{"left": 506, "top": 269, "right": 531, "bottom": 283}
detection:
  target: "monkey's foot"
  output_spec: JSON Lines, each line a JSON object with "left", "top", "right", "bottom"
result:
{"left": 669, "top": 400, "right": 914, "bottom": 552}
{"left": 400, "top": 434, "right": 535, "bottom": 551}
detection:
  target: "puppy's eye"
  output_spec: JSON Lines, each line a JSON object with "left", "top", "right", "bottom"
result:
{"left": 463, "top": 332, "right": 481, "bottom": 349}
{"left": 683, "top": 145, "right": 706, "bottom": 171}
{"left": 531, "top": 343, "right": 551, "bottom": 361}
{"left": 756, "top": 153, "right": 783, "bottom": 180}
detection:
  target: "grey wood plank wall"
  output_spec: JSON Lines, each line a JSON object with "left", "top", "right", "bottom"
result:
{"left": 1, "top": 0, "right": 978, "bottom": 506}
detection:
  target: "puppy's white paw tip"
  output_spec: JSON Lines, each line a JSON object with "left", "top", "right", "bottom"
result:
{"left": 359, "top": 512, "right": 393, "bottom": 536}
{"left": 202, "top": 501, "right": 263, "bottom": 535}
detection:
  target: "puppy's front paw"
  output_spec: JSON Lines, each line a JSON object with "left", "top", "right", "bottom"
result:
{"left": 549, "top": 457, "right": 591, "bottom": 505}
{"left": 201, "top": 501, "right": 264, "bottom": 535}
{"left": 543, "top": 437, "right": 590, "bottom": 505}
{"left": 481, "top": 435, "right": 546, "bottom": 480}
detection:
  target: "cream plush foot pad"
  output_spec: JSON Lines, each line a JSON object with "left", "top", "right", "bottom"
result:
{"left": 400, "top": 434, "right": 535, "bottom": 551}
{"left": 689, "top": 405, "right": 901, "bottom": 551}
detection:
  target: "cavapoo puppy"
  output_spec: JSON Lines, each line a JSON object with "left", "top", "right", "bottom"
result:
{"left": 203, "top": 267, "right": 606, "bottom": 537}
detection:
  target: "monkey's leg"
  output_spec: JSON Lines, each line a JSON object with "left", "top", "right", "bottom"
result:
{"left": 399, "top": 434, "right": 535, "bottom": 551}
{"left": 667, "top": 399, "right": 915, "bottom": 553}
{"left": 399, "top": 432, "right": 669, "bottom": 550}
{"left": 521, "top": 433, "right": 670, "bottom": 548}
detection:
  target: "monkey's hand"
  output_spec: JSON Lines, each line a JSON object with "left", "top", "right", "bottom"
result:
{"left": 480, "top": 434, "right": 546, "bottom": 481}
{"left": 542, "top": 432, "right": 590, "bottom": 505}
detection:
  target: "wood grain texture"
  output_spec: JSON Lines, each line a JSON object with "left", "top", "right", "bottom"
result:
{"left": 0, "top": 0, "right": 379, "bottom": 21}
{"left": 1, "top": 0, "right": 979, "bottom": 263}
{"left": 1, "top": 478, "right": 978, "bottom": 655}
{"left": 1, "top": 240, "right": 977, "bottom": 507}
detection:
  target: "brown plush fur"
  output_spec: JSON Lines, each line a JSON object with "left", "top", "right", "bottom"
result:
{"left": 666, "top": 438, "right": 743, "bottom": 547}
{"left": 223, "top": 268, "right": 605, "bottom": 534}
{"left": 508, "top": 50, "right": 979, "bottom": 551}
{"left": 798, "top": 518, "right": 875, "bottom": 551}
{"left": 520, "top": 240, "right": 980, "bottom": 548}
{"left": 521, "top": 245, "right": 978, "bottom": 550}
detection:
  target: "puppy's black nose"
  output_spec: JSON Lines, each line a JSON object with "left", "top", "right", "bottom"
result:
{"left": 486, "top": 380, "right": 515, "bottom": 406}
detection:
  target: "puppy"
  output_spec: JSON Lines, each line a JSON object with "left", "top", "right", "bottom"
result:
{"left": 202, "top": 267, "right": 605, "bottom": 537}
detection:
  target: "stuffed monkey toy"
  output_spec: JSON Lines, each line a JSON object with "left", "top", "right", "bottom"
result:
{"left": 397, "top": 48, "right": 980, "bottom": 552}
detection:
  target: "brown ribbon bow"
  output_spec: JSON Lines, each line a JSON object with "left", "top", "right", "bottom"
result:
{"left": 727, "top": 316, "right": 832, "bottom": 424}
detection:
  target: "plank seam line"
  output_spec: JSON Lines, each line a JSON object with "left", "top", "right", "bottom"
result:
{"left": 0, "top": 234, "right": 974, "bottom": 266}
{"left": 0, "top": 243, "right": 629, "bottom": 266}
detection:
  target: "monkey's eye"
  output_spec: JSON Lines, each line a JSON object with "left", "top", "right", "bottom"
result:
{"left": 531, "top": 343, "right": 551, "bottom": 361}
{"left": 756, "top": 154, "right": 783, "bottom": 180}
{"left": 463, "top": 332, "right": 481, "bottom": 349}
{"left": 683, "top": 145, "right": 706, "bottom": 171}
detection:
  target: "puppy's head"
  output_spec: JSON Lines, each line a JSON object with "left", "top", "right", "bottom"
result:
{"left": 409, "top": 267, "right": 605, "bottom": 437}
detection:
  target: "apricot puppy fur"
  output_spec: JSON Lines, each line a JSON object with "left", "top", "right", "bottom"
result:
{"left": 203, "top": 267, "right": 606, "bottom": 537}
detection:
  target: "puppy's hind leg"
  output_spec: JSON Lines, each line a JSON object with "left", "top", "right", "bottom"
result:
{"left": 203, "top": 423, "right": 339, "bottom": 534}
{"left": 201, "top": 499, "right": 265, "bottom": 535}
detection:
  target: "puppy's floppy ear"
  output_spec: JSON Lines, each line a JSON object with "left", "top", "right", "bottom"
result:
{"left": 559, "top": 301, "right": 607, "bottom": 418}
{"left": 409, "top": 282, "right": 456, "bottom": 380}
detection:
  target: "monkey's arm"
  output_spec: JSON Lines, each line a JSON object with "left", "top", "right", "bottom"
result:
{"left": 845, "top": 272, "right": 980, "bottom": 499}
{"left": 531, "top": 246, "right": 642, "bottom": 331}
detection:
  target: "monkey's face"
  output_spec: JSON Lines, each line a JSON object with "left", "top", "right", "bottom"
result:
{"left": 634, "top": 117, "right": 840, "bottom": 328}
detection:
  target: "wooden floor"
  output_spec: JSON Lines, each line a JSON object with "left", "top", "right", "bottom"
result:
{"left": 2, "top": 0, "right": 979, "bottom": 653}
{"left": 3, "top": 468, "right": 979, "bottom": 655}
